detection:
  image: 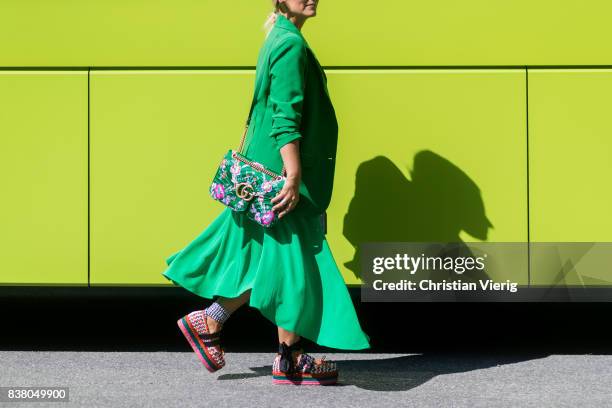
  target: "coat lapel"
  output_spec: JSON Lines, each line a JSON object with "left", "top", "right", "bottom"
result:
{"left": 275, "top": 14, "right": 329, "bottom": 96}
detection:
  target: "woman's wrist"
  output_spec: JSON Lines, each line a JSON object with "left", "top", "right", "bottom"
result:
{"left": 285, "top": 172, "right": 301, "bottom": 181}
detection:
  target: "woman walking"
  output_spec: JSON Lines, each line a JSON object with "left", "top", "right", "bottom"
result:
{"left": 162, "top": 0, "right": 370, "bottom": 386}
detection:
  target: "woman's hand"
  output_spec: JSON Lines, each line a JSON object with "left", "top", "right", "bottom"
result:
{"left": 271, "top": 175, "right": 300, "bottom": 219}
{"left": 271, "top": 139, "right": 302, "bottom": 219}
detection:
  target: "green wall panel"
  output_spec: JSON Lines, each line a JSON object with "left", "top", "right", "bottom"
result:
{"left": 90, "top": 69, "right": 527, "bottom": 285}
{"left": 0, "top": 71, "right": 88, "bottom": 285}
{"left": 89, "top": 70, "right": 258, "bottom": 285}
{"left": 529, "top": 69, "right": 612, "bottom": 287}
{"left": 326, "top": 69, "right": 528, "bottom": 285}
{"left": 1, "top": 1, "right": 612, "bottom": 66}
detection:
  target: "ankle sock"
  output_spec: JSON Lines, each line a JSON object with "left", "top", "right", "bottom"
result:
{"left": 204, "top": 301, "right": 231, "bottom": 325}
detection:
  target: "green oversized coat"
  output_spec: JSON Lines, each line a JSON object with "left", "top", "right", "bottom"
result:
{"left": 242, "top": 13, "right": 339, "bottom": 217}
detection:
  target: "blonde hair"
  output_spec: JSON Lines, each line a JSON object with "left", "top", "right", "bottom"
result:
{"left": 263, "top": 0, "right": 280, "bottom": 37}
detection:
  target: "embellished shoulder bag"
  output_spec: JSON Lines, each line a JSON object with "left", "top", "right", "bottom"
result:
{"left": 208, "top": 91, "right": 287, "bottom": 228}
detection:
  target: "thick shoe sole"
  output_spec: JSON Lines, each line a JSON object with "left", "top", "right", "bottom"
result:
{"left": 177, "top": 317, "right": 224, "bottom": 373}
{"left": 272, "top": 371, "right": 339, "bottom": 385}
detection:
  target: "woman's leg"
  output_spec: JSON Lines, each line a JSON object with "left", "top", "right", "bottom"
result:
{"left": 206, "top": 289, "right": 251, "bottom": 333}
{"left": 278, "top": 327, "right": 301, "bottom": 347}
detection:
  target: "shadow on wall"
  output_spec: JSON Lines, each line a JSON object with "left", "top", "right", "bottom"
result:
{"left": 342, "top": 150, "right": 494, "bottom": 282}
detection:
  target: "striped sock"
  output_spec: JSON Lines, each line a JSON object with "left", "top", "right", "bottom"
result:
{"left": 204, "top": 301, "right": 231, "bottom": 325}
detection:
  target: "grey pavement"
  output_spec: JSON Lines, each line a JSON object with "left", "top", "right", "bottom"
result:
{"left": 2, "top": 351, "right": 612, "bottom": 407}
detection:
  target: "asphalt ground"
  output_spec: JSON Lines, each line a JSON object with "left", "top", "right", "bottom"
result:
{"left": 2, "top": 351, "right": 612, "bottom": 407}
{"left": 1, "top": 287, "right": 612, "bottom": 407}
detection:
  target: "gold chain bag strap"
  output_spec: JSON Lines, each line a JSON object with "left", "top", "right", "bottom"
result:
{"left": 208, "top": 82, "right": 288, "bottom": 227}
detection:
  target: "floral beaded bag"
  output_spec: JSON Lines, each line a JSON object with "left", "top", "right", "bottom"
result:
{"left": 209, "top": 91, "right": 287, "bottom": 228}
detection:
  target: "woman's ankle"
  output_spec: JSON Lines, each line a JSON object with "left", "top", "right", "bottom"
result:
{"left": 280, "top": 336, "right": 301, "bottom": 348}
{"left": 206, "top": 315, "right": 222, "bottom": 333}
{"left": 277, "top": 337, "right": 303, "bottom": 361}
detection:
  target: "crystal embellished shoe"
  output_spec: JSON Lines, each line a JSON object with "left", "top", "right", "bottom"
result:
{"left": 177, "top": 310, "right": 225, "bottom": 372}
{"left": 272, "top": 338, "right": 338, "bottom": 385}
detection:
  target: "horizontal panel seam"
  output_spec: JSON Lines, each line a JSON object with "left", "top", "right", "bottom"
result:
{"left": 4, "top": 65, "right": 612, "bottom": 71}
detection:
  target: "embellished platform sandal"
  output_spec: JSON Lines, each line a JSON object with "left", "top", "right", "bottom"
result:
{"left": 177, "top": 310, "right": 225, "bottom": 372}
{"left": 272, "top": 338, "right": 339, "bottom": 385}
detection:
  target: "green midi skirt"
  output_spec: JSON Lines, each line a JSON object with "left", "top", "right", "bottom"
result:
{"left": 162, "top": 206, "right": 371, "bottom": 350}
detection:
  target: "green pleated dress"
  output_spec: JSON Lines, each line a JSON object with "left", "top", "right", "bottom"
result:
{"left": 162, "top": 13, "right": 370, "bottom": 351}
{"left": 162, "top": 206, "right": 371, "bottom": 350}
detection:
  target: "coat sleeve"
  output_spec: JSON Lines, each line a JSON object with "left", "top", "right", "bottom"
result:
{"left": 268, "top": 35, "right": 308, "bottom": 151}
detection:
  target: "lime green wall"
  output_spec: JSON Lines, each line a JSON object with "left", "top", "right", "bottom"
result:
{"left": 327, "top": 70, "right": 527, "bottom": 285}
{"left": 528, "top": 69, "right": 612, "bottom": 287}
{"left": 89, "top": 70, "right": 256, "bottom": 285}
{"left": 0, "top": 2, "right": 609, "bottom": 288}
{"left": 0, "top": 72, "right": 88, "bottom": 285}
{"left": 1, "top": 1, "right": 612, "bottom": 66}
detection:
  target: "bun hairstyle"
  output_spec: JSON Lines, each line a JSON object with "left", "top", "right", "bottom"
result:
{"left": 263, "top": 0, "right": 281, "bottom": 37}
